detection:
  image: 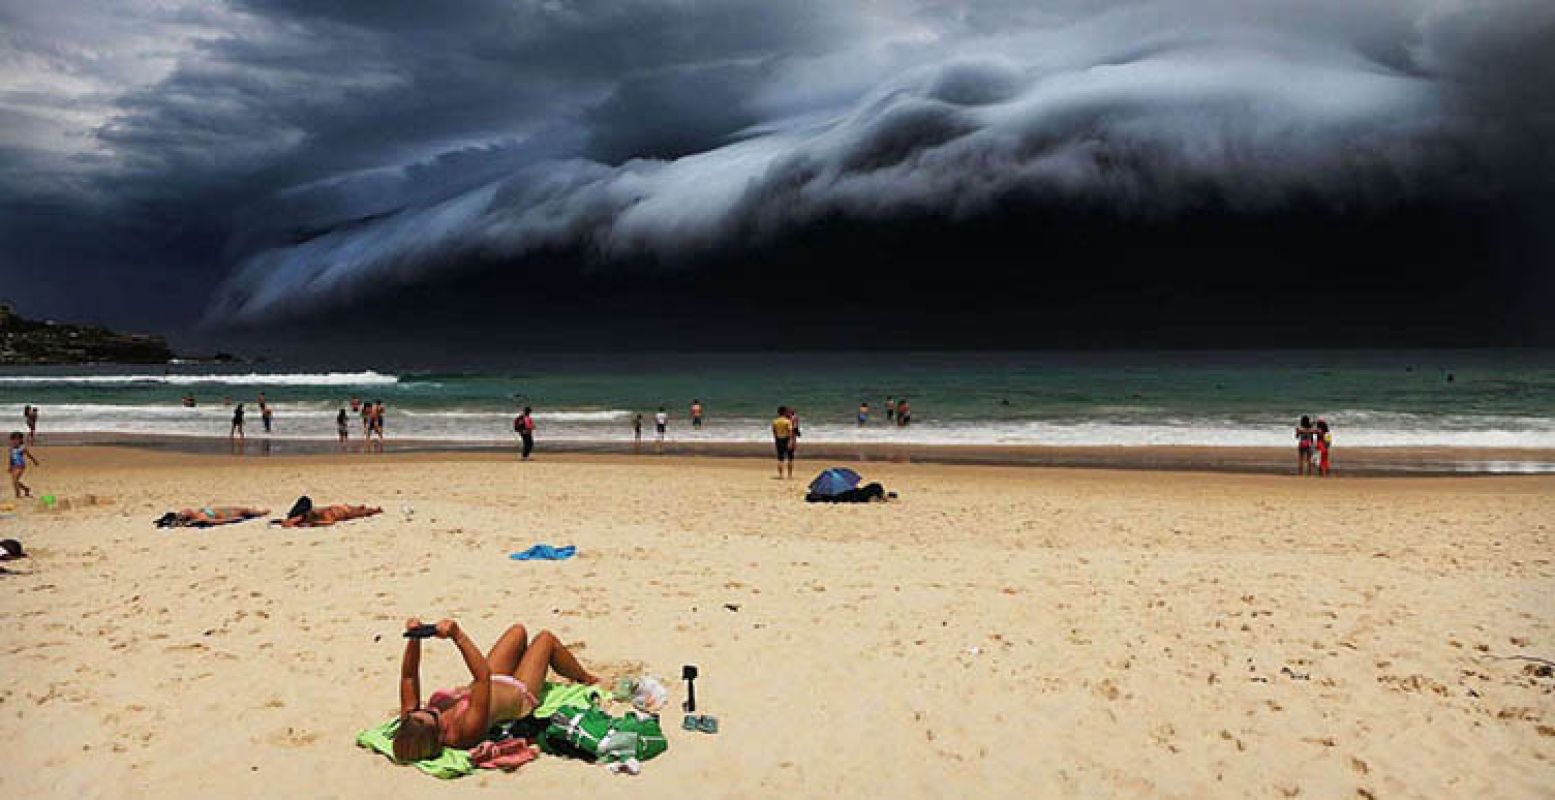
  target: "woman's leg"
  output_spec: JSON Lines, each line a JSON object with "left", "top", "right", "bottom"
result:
{"left": 515, "top": 630, "right": 596, "bottom": 692}
{"left": 486, "top": 624, "right": 530, "bottom": 676}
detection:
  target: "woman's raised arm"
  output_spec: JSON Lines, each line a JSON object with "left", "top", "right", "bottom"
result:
{"left": 399, "top": 617, "right": 423, "bottom": 716}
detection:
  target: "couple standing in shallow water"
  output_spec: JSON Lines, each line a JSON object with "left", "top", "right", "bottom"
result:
{"left": 1295, "top": 415, "right": 1334, "bottom": 477}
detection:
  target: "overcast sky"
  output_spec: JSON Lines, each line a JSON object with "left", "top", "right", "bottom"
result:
{"left": 2, "top": 0, "right": 1552, "bottom": 351}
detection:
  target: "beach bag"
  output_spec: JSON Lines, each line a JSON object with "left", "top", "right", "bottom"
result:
{"left": 611, "top": 712, "right": 668, "bottom": 761}
{"left": 542, "top": 706, "right": 668, "bottom": 762}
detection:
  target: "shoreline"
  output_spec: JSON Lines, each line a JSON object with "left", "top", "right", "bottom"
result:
{"left": 26, "top": 432, "right": 1555, "bottom": 475}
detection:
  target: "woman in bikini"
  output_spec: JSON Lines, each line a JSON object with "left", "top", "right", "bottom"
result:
{"left": 280, "top": 503, "right": 382, "bottom": 527}
{"left": 393, "top": 618, "right": 597, "bottom": 761}
{"left": 155, "top": 506, "right": 270, "bottom": 527}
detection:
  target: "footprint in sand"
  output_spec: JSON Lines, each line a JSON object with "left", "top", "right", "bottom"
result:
{"left": 269, "top": 727, "right": 319, "bottom": 748}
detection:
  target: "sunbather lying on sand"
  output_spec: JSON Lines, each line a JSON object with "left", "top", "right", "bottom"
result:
{"left": 280, "top": 504, "right": 381, "bottom": 528}
{"left": 155, "top": 506, "right": 269, "bottom": 528}
{"left": 394, "top": 618, "right": 597, "bottom": 761}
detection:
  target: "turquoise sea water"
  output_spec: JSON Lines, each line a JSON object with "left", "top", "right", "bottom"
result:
{"left": 1, "top": 350, "right": 1551, "bottom": 449}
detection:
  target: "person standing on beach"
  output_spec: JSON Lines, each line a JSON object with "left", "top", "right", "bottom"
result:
{"left": 885, "top": 397, "right": 895, "bottom": 425}
{"left": 654, "top": 407, "right": 668, "bottom": 453}
{"left": 896, "top": 398, "right": 911, "bottom": 427}
{"left": 9, "top": 432, "right": 39, "bottom": 498}
{"left": 691, "top": 399, "right": 704, "bottom": 430}
{"left": 633, "top": 412, "right": 644, "bottom": 453}
{"left": 372, "top": 401, "right": 387, "bottom": 445}
{"left": 261, "top": 400, "right": 274, "bottom": 434}
{"left": 230, "top": 403, "right": 246, "bottom": 439}
{"left": 23, "top": 405, "right": 38, "bottom": 444}
{"left": 858, "top": 401, "right": 869, "bottom": 426}
{"left": 772, "top": 406, "right": 796, "bottom": 479}
{"left": 514, "top": 406, "right": 536, "bottom": 460}
{"left": 1316, "top": 418, "right": 1333, "bottom": 477}
{"left": 1295, "top": 415, "right": 1317, "bottom": 476}
{"left": 336, "top": 408, "right": 350, "bottom": 446}
{"left": 361, "top": 401, "right": 374, "bottom": 438}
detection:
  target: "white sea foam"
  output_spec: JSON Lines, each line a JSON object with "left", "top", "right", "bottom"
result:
{"left": 397, "top": 409, "right": 631, "bottom": 422}
{"left": 8, "top": 402, "right": 1555, "bottom": 452}
{"left": 0, "top": 371, "right": 399, "bottom": 386}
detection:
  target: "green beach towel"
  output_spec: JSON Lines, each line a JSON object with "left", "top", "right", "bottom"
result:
{"left": 533, "top": 681, "right": 605, "bottom": 718}
{"left": 355, "top": 682, "right": 603, "bottom": 778}
{"left": 356, "top": 718, "right": 475, "bottom": 779}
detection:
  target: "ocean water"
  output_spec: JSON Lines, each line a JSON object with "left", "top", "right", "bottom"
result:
{"left": 1, "top": 350, "right": 1552, "bottom": 451}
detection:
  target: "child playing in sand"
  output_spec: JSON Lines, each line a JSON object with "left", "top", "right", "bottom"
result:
{"left": 393, "top": 618, "right": 597, "bottom": 761}
{"left": 8, "top": 432, "right": 38, "bottom": 498}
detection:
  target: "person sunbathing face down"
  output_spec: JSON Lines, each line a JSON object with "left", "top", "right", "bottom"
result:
{"left": 281, "top": 504, "right": 382, "bottom": 528}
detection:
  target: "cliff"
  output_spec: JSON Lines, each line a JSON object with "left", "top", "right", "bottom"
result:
{"left": 0, "top": 305, "right": 174, "bottom": 365}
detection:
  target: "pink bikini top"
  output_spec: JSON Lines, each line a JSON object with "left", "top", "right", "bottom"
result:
{"left": 426, "top": 676, "right": 534, "bottom": 738}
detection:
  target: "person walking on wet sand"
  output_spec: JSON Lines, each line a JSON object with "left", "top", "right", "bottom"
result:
{"left": 633, "top": 412, "right": 644, "bottom": 453}
{"left": 336, "top": 408, "right": 350, "bottom": 446}
{"left": 654, "top": 407, "right": 668, "bottom": 453}
{"left": 367, "top": 400, "right": 386, "bottom": 449}
{"left": 230, "top": 403, "right": 246, "bottom": 439}
{"left": 361, "top": 401, "right": 374, "bottom": 439}
{"left": 690, "top": 399, "right": 704, "bottom": 430}
{"left": 772, "top": 406, "right": 796, "bottom": 479}
{"left": 23, "top": 405, "right": 38, "bottom": 444}
{"left": 9, "top": 432, "right": 39, "bottom": 498}
{"left": 858, "top": 401, "right": 869, "bottom": 426}
{"left": 514, "top": 406, "right": 536, "bottom": 460}
{"left": 885, "top": 396, "right": 895, "bottom": 425}
{"left": 261, "top": 400, "right": 274, "bottom": 434}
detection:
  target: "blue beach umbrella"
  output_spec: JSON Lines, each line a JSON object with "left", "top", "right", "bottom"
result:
{"left": 808, "top": 467, "right": 862, "bottom": 497}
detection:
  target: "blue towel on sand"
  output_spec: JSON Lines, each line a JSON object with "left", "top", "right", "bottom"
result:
{"left": 510, "top": 544, "right": 576, "bottom": 561}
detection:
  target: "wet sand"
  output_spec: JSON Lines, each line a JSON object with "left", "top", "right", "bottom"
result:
{"left": 36, "top": 432, "right": 1555, "bottom": 475}
{"left": 1, "top": 447, "right": 1552, "bottom": 798}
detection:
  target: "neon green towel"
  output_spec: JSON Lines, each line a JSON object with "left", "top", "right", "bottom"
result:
{"left": 533, "top": 681, "right": 604, "bottom": 718}
{"left": 355, "top": 719, "right": 475, "bottom": 779}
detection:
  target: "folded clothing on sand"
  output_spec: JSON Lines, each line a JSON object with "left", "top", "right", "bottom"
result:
{"left": 468, "top": 738, "right": 538, "bottom": 770}
{"left": 510, "top": 544, "right": 576, "bottom": 561}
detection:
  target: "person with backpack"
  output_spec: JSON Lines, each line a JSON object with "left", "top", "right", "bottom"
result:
{"left": 514, "top": 406, "right": 536, "bottom": 460}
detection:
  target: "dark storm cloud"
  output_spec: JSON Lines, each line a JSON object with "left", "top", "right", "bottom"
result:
{"left": 1, "top": 0, "right": 1551, "bottom": 341}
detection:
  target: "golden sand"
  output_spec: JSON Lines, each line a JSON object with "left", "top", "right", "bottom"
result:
{"left": 2, "top": 447, "right": 1552, "bottom": 798}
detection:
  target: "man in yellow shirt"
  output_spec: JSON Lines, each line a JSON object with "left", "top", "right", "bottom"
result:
{"left": 771, "top": 406, "right": 795, "bottom": 479}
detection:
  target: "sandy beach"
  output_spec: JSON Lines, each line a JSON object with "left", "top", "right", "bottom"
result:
{"left": 2, "top": 447, "right": 1552, "bottom": 798}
